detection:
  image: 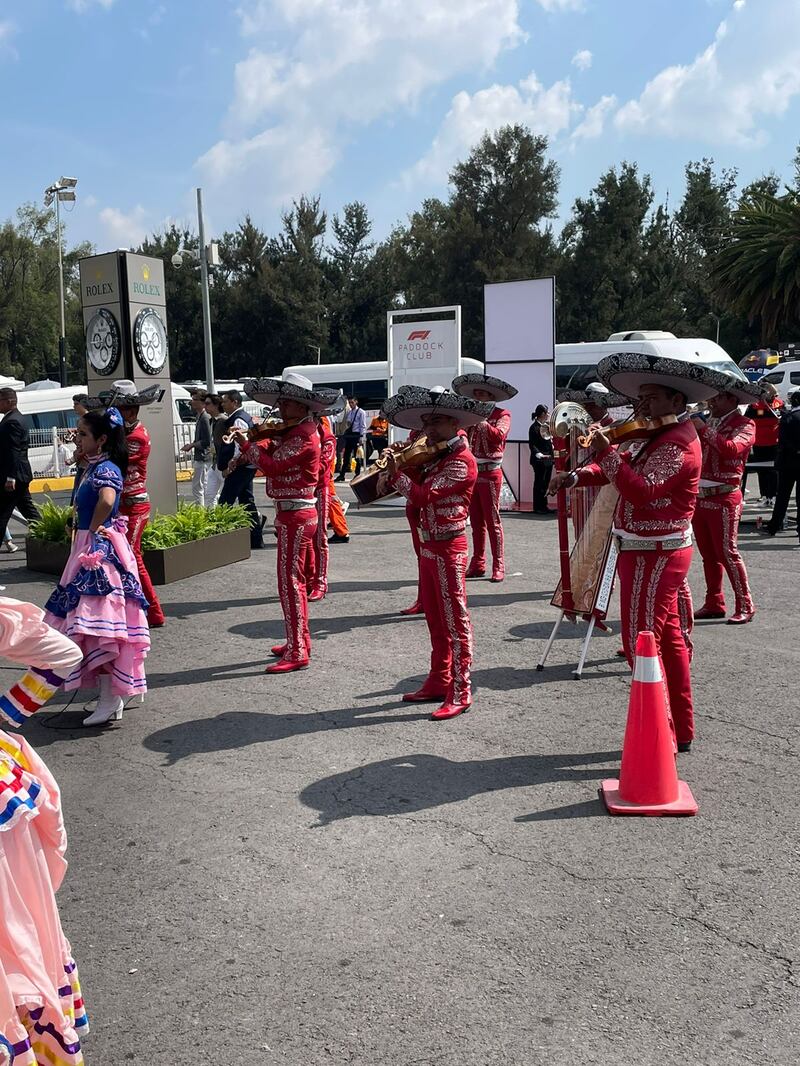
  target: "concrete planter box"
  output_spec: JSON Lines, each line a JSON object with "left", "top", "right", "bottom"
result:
{"left": 25, "top": 537, "right": 71, "bottom": 576}
{"left": 142, "top": 526, "right": 251, "bottom": 585}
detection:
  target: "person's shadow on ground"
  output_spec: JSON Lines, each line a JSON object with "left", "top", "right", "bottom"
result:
{"left": 298, "top": 750, "right": 620, "bottom": 825}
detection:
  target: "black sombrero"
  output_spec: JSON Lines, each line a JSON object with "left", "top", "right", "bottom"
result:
{"left": 451, "top": 373, "right": 518, "bottom": 403}
{"left": 597, "top": 352, "right": 768, "bottom": 405}
{"left": 243, "top": 373, "right": 338, "bottom": 413}
{"left": 382, "top": 386, "right": 495, "bottom": 431}
{"left": 105, "top": 380, "right": 165, "bottom": 407}
{"left": 556, "top": 382, "right": 631, "bottom": 408}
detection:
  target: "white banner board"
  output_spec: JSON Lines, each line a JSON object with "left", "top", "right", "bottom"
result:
{"left": 484, "top": 278, "right": 555, "bottom": 507}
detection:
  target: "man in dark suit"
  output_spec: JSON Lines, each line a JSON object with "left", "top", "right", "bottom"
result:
{"left": 764, "top": 386, "right": 800, "bottom": 539}
{"left": 0, "top": 388, "right": 40, "bottom": 542}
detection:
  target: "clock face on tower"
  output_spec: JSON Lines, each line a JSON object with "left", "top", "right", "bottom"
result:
{"left": 85, "top": 308, "right": 121, "bottom": 376}
{"left": 133, "top": 307, "right": 168, "bottom": 376}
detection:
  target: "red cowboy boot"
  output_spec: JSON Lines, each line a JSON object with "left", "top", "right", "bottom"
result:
{"left": 430, "top": 701, "right": 471, "bottom": 721}
{"left": 265, "top": 658, "right": 309, "bottom": 674}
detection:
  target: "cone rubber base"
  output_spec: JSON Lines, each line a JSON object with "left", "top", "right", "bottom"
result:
{"left": 601, "top": 778, "right": 698, "bottom": 817}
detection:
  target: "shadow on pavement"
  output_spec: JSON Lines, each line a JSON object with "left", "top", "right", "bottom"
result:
{"left": 299, "top": 749, "right": 620, "bottom": 825}
{"left": 515, "top": 798, "right": 606, "bottom": 822}
{"left": 142, "top": 701, "right": 430, "bottom": 765}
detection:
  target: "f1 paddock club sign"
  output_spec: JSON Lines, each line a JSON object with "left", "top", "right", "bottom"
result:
{"left": 392, "top": 320, "right": 457, "bottom": 370}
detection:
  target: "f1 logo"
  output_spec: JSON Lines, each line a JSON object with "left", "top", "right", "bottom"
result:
{"left": 407, "top": 330, "right": 431, "bottom": 341}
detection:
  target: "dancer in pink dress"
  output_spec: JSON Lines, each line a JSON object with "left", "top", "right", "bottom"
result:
{"left": 0, "top": 597, "right": 88, "bottom": 1065}
{"left": 43, "top": 407, "right": 150, "bottom": 727}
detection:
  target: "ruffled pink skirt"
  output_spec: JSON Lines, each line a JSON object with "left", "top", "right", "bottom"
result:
{"left": 43, "top": 527, "right": 150, "bottom": 698}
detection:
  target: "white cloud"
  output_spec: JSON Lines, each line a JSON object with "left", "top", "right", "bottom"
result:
{"left": 0, "top": 19, "right": 17, "bottom": 58}
{"left": 98, "top": 205, "right": 149, "bottom": 249}
{"left": 67, "top": 0, "right": 115, "bottom": 10}
{"left": 198, "top": 0, "right": 524, "bottom": 208}
{"left": 535, "top": 0, "right": 585, "bottom": 10}
{"left": 615, "top": 0, "right": 800, "bottom": 146}
{"left": 405, "top": 72, "right": 581, "bottom": 187}
{"left": 571, "top": 49, "right": 592, "bottom": 71}
{"left": 571, "top": 94, "right": 616, "bottom": 141}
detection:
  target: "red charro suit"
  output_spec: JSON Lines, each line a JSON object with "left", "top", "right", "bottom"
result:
{"left": 576, "top": 421, "right": 701, "bottom": 745}
{"left": 692, "top": 411, "right": 755, "bottom": 616}
{"left": 120, "top": 420, "right": 164, "bottom": 626}
{"left": 308, "top": 416, "right": 337, "bottom": 598}
{"left": 391, "top": 437, "right": 477, "bottom": 707}
{"left": 466, "top": 407, "right": 510, "bottom": 578}
{"left": 247, "top": 420, "right": 321, "bottom": 664}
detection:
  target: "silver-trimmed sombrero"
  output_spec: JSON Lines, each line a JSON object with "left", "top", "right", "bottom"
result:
{"left": 383, "top": 386, "right": 494, "bottom": 430}
{"left": 105, "top": 380, "right": 165, "bottom": 407}
{"left": 243, "top": 373, "right": 337, "bottom": 413}
{"left": 451, "top": 373, "right": 518, "bottom": 403}
{"left": 597, "top": 352, "right": 767, "bottom": 404}
{"left": 556, "top": 382, "right": 630, "bottom": 408}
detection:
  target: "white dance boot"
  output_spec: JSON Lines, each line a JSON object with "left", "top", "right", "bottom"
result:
{"left": 83, "top": 674, "right": 124, "bottom": 727}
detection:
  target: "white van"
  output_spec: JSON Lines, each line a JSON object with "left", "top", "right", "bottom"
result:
{"left": 555, "top": 333, "right": 746, "bottom": 392}
{"left": 758, "top": 361, "right": 800, "bottom": 403}
{"left": 14, "top": 382, "right": 195, "bottom": 476}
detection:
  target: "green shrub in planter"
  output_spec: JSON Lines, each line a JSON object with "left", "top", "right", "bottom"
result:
{"left": 28, "top": 498, "right": 71, "bottom": 545}
{"left": 140, "top": 503, "right": 251, "bottom": 550}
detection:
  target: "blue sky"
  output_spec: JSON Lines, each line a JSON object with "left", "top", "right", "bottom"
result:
{"left": 2, "top": 0, "right": 799, "bottom": 251}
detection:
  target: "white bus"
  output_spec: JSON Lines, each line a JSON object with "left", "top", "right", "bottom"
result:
{"left": 280, "top": 357, "right": 485, "bottom": 411}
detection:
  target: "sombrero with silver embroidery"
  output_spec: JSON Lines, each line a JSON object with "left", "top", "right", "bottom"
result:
{"left": 382, "top": 385, "right": 495, "bottom": 430}
{"left": 451, "top": 372, "right": 518, "bottom": 403}
{"left": 104, "top": 379, "right": 165, "bottom": 407}
{"left": 243, "top": 373, "right": 338, "bottom": 412}
{"left": 596, "top": 344, "right": 768, "bottom": 404}
{"left": 556, "top": 382, "right": 630, "bottom": 408}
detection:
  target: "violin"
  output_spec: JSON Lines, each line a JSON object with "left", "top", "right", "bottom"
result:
{"left": 577, "top": 414, "right": 678, "bottom": 450}
{"left": 222, "top": 417, "right": 303, "bottom": 445}
{"left": 375, "top": 435, "right": 450, "bottom": 473}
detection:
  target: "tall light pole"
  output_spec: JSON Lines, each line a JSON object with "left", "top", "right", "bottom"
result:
{"left": 44, "top": 176, "right": 77, "bottom": 387}
{"left": 710, "top": 312, "right": 721, "bottom": 346}
{"left": 170, "top": 188, "right": 219, "bottom": 392}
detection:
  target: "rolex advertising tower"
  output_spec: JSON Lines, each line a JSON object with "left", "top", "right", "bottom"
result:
{"left": 79, "top": 251, "right": 178, "bottom": 515}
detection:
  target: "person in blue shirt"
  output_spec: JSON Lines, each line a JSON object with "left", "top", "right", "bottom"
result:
{"left": 335, "top": 397, "right": 367, "bottom": 482}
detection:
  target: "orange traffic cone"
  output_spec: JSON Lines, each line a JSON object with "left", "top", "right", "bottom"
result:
{"left": 601, "top": 631, "right": 698, "bottom": 816}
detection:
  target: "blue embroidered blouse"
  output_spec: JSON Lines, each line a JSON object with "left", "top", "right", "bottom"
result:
{"left": 75, "top": 459, "right": 123, "bottom": 530}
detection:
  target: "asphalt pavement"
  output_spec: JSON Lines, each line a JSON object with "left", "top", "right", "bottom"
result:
{"left": 1, "top": 481, "right": 798, "bottom": 1066}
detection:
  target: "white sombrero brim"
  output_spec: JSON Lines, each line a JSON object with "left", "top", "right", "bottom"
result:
{"left": 597, "top": 353, "right": 765, "bottom": 404}
{"left": 451, "top": 373, "right": 518, "bottom": 403}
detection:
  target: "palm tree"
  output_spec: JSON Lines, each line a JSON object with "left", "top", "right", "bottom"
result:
{"left": 712, "top": 192, "right": 800, "bottom": 341}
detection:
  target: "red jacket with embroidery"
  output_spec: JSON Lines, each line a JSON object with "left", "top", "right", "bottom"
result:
{"left": 391, "top": 437, "right": 477, "bottom": 539}
{"left": 317, "top": 417, "right": 337, "bottom": 489}
{"left": 467, "top": 407, "right": 511, "bottom": 463}
{"left": 122, "top": 421, "right": 150, "bottom": 502}
{"left": 245, "top": 419, "right": 321, "bottom": 501}
{"left": 695, "top": 411, "right": 754, "bottom": 486}
{"left": 575, "top": 420, "right": 701, "bottom": 537}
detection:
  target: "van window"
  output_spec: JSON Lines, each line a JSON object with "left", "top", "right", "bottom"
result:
{"left": 32, "top": 410, "right": 69, "bottom": 432}
{"left": 556, "top": 365, "right": 581, "bottom": 389}
{"left": 760, "top": 372, "right": 784, "bottom": 385}
{"left": 790, "top": 373, "right": 800, "bottom": 385}
{"left": 566, "top": 365, "right": 605, "bottom": 391}
{"left": 176, "top": 399, "right": 195, "bottom": 423}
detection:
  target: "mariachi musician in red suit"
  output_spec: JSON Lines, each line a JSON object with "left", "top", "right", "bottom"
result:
{"left": 109, "top": 380, "right": 166, "bottom": 628}
{"left": 691, "top": 380, "right": 761, "bottom": 625}
{"left": 380, "top": 386, "right": 493, "bottom": 721}
{"left": 234, "top": 374, "right": 334, "bottom": 674}
{"left": 307, "top": 395, "right": 343, "bottom": 602}
{"left": 548, "top": 352, "right": 723, "bottom": 753}
{"left": 451, "top": 373, "right": 517, "bottom": 583}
